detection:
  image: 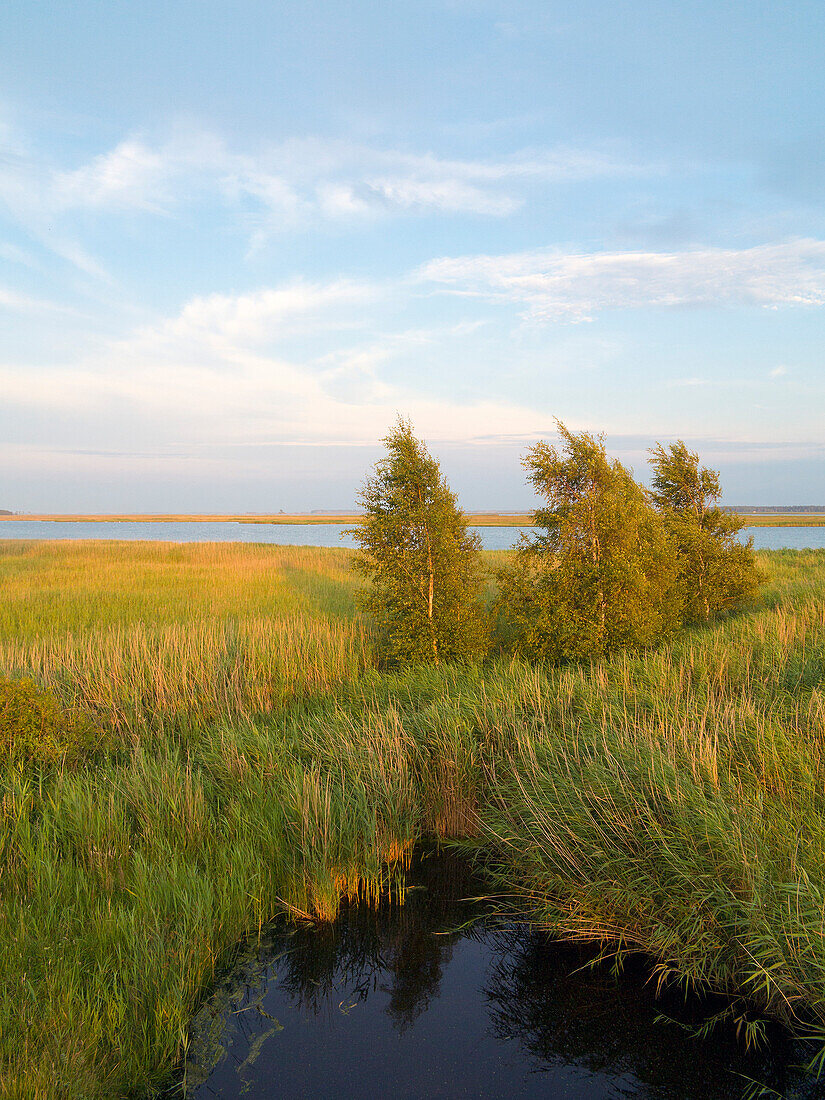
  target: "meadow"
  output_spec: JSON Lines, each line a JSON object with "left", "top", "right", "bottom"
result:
{"left": 0, "top": 541, "right": 370, "bottom": 738}
{"left": 1, "top": 540, "right": 825, "bottom": 1097}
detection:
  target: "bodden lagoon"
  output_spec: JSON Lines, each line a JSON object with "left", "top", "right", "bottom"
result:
{"left": 1, "top": 519, "right": 824, "bottom": 550}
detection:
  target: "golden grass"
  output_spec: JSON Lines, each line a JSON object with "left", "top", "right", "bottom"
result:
{"left": 3, "top": 542, "right": 825, "bottom": 1098}
{"left": 0, "top": 541, "right": 372, "bottom": 733}
{"left": 736, "top": 515, "right": 825, "bottom": 526}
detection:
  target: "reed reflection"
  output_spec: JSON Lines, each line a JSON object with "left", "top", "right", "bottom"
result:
{"left": 183, "top": 851, "right": 817, "bottom": 1100}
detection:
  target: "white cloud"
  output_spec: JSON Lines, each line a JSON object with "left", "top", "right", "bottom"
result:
{"left": 770, "top": 364, "right": 789, "bottom": 377}
{"left": 231, "top": 140, "right": 645, "bottom": 226}
{"left": 388, "top": 145, "right": 646, "bottom": 184}
{"left": 419, "top": 239, "right": 825, "bottom": 321}
{"left": 2, "top": 124, "right": 650, "bottom": 245}
{"left": 0, "top": 279, "right": 552, "bottom": 453}
{"left": 52, "top": 140, "right": 171, "bottom": 212}
{"left": 362, "top": 176, "right": 519, "bottom": 216}
{"left": 0, "top": 287, "right": 77, "bottom": 315}
{"left": 0, "top": 347, "right": 549, "bottom": 450}
{"left": 135, "top": 279, "right": 380, "bottom": 349}
{"left": 0, "top": 243, "right": 40, "bottom": 269}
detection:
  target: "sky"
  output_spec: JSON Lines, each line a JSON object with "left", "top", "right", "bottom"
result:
{"left": 2, "top": 0, "right": 825, "bottom": 511}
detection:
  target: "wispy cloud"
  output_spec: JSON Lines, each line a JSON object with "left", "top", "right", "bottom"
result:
{"left": 668, "top": 377, "right": 711, "bottom": 388}
{"left": 136, "top": 279, "right": 380, "bottom": 348}
{"left": 0, "top": 242, "right": 40, "bottom": 269}
{"left": 229, "top": 139, "right": 650, "bottom": 229}
{"left": 0, "top": 277, "right": 552, "bottom": 451}
{"left": 0, "top": 287, "right": 78, "bottom": 315}
{"left": 0, "top": 124, "right": 652, "bottom": 248}
{"left": 52, "top": 140, "right": 171, "bottom": 213}
{"left": 419, "top": 240, "right": 825, "bottom": 321}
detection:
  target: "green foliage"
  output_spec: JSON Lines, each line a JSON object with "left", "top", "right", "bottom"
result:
{"left": 649, "top": 441, "right": 760, "bottom": 623}
{"left": 497, "top": 423, "right": 682, "bottom": 660}
{"left": 0, "top": 676, "right": 104, "bottom": 765}
{"left": 349, "top": 418, "right": 488, "bottom": 665}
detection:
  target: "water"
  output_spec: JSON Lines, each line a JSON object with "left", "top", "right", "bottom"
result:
{"left": 179, "top": 851, "right": 815, "bottom": 1100}
{"left": 0, "top": 520, "right": 362, "bottom": 547}
{"left": 1, "top": 520, "right": 824, "bottom": 551}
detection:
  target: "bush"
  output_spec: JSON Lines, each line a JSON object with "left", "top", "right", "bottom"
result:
{"left": 497, "top": 424, "right": 682, "bottom": 660}
{"left": 0, "top": 676, "right": 104, "bottom": 765}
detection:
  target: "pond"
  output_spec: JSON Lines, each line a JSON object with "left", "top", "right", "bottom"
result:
{"left": 178, "top": 851, "right": 817, "bottom": 1100}
{"left": 1, "top": 520, "right": 825, "bottom": 551}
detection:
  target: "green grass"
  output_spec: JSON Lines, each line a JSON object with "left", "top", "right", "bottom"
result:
{"left": 0, "top": 541, "right": 371, "bottom": 738}
{"left": 1, "top": 542, "right": 825, "bottom": 1096}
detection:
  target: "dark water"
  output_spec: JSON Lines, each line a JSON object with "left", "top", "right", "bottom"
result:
{"left": 1, "top": 520, "right": 825, "bottom": 551}
{"left": 180, "top": 852, "right": 819, "bottom": 1100}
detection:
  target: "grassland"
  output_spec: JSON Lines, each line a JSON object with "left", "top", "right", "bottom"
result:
{"left": 2, "top": 541, "right": 825, "bottom": 1096}
{"left": 0, "top": 541, "right": 370, "bottom": 737}
{"left": 737, "top": 515, "right": 825, "bottom": 527}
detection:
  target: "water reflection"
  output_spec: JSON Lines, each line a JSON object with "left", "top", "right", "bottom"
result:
{"left": 180, "top": 851, "right": 820, "bottom": 1099}
{"left": 484, "top": 932, "right": 809, "bottom": 1099}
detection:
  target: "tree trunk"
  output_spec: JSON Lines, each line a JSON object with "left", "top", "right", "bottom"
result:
{"left": 418, "top": 484, "right": 439, "bottom": 664}
{"left": 426, "top": 526, "right": 438, "bottom": 663}
{"left": 589, "top": 497, "right": 605, "bottom": 640}
{"left": 698, "top": 551, "right": 710, "bottom": 619}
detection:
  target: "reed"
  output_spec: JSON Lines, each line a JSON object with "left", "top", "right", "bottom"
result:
{"left": 0, "top": 541, "right": 371, "bottom": 735}
{"left": 2, "top": 543, "right": 825, "bottom": 1096}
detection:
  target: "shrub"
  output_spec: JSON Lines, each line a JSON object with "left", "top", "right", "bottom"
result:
{"left": 0, "top": 676, "right": 104, "bottom": 765}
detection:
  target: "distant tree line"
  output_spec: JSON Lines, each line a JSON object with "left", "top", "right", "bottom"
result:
{"left": 724, "top": 505, "right": 825, "bottom": 513}
{"left": 350, "top": 418, "right": 759, "bottom": 666}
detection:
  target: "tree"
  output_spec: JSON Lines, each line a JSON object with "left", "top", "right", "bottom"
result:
{"left": 648, "top": 441, "right": 759, "bottom": 623}
{"left": 350, "top": 418, "right": 488, "bottom": 665}
{"left": 497, "top": 423, "right": 682, "bottom": 661}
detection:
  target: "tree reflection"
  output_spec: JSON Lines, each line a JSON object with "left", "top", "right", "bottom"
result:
{"left": 182, "top": 850, "right": 822, "bottom": 1100}
{"left": 275, "top": 848, "right": 476, "bottom": 1031}
{"left": 484, "top": 929, "right": 808, "bottom": 1099}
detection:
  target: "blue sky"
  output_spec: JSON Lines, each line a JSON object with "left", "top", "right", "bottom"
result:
{"left": 2, "top": 0, "right": 825, "bottom": 510}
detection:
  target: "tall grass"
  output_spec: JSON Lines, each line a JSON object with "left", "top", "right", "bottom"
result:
{"left": 1, "top": 544, "right": 825, "bottom": 1096}
{"left": 0, "top": 541, "right": 371, "bottom": 735}
{"left": 0, "top": 714, "right": 419, "bottom": 1097}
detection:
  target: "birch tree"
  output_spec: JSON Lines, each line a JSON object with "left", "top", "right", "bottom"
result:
{"left": 497, "top": 423, "right": 681, "bottom": 660}
{"left": 648, "top": 441, "right": 759, "bottom": 623}
{"left": 351, "top": 418, "right": 488, "bottom": 665}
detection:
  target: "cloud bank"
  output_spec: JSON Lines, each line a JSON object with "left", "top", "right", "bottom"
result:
{"left": 420, "top": 240, "right": 825, "bottom": 321}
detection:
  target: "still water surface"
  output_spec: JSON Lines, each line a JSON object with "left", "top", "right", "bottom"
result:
{"left": 180, "top": 852, "right": 816, "bottom": 1100}
{"left": 1, "top": 520, "right": 824, "bottom": 550}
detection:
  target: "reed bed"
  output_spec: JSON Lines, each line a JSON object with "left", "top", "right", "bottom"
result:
{"left": 0, "top": 541, "right": 371, "bottom": 734}
{"left": 0, "top": 616, "right": 369, "bottom": 739}
{"left": 1, "top": 544, "right": 825, "bottom": 1096}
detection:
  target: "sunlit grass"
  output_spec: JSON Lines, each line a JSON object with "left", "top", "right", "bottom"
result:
{"left": 0, "top": 541, "right": 371, "bottom": 735}
{"left": 2, "top": 543, "right": 825, "bottom": 1096}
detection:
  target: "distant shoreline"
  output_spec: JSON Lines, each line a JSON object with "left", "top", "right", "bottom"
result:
{"left": 3, "top": 512, "right": 825, "bottom": 528}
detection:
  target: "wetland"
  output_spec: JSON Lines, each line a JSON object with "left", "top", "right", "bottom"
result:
{"left": 3, "top": 541, "right": 825, "bottom": 1098}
